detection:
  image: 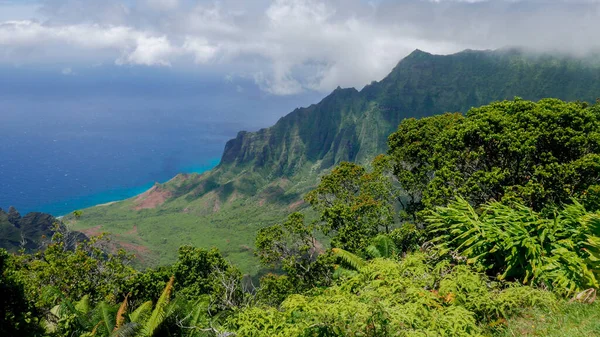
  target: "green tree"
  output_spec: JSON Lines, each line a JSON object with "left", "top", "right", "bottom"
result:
{"left": 173, "top": 246, "right": 244, "bottom": 311}
{"left": 255, "top": 213, "right": 334, "bottom": 295}
{"left": 0, "top": 249, "right": 42, "bottom": 336}
{"left": 388, "top": 113, "right": 464, "bottom": 221}
{"left": 388, "top": 98, "right": 600, "bottom": 218}
{"left": 305, "top": 158, "right": 396, "bottom": 252}
{"left": 13, "top": 232, "right": 135, "bottom": 308}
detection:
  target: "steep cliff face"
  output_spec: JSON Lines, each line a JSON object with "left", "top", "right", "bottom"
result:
{"left": 216, "top": 49, "right": 600, "bottom": 180}
{"left": 75, "top": 48, "right": 600, "bottom": 269}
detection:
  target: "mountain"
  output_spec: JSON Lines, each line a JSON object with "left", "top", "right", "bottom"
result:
{"left": 0, "top": 207, "right": 86, "bottom": 252}
{"left": 71, "top": 48, "right": 600, "bottom": 272}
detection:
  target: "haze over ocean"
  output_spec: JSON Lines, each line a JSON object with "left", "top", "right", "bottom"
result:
{"left": 0, "top": 65, "right": 323, "bottom": 216}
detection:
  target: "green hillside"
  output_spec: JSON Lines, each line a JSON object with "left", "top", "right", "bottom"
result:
{"left": 70, "top": 48, "right": 600, "bottom": 273}
{"left": 0, "top": 207, "right": 85, "bottom": 253}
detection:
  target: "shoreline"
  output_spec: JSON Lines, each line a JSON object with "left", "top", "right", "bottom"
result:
{"left": 18, "top": 158, "right": 221, "bottom": 217}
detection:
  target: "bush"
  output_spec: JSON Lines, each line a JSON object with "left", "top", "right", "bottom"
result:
{"left": 428, "top": 197, "right": 600, "bottom": 295}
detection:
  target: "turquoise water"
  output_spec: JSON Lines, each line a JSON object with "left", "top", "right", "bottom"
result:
{"left": 0, "top": 65, "right": 324, "bottom": 217}
{"left": 35, "top": 158, "right": 221, "bottom": 217}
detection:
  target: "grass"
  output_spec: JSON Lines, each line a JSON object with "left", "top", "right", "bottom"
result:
{"left": 68, "top": 170, "right": 323, "bottom": 276}
{"left": 498, "top": 302, "right": 600, "bottom": 337}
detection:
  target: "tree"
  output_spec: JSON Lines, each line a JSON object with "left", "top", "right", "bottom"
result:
{"left": 388, "top": 98, "right": 600, "bottom": 218}
{"left": 388, "top": 113, "right": 464, "bottom": 221}
{"left": 173, "top": 246, "right": 244, "bottom": 311}
{"left": 0, "top": 249, "right": 42, "bottom": 336}
{"left": 255, "top": 213, "right": 333, "bottom": 292}
{"left": 13, "top": 231, "right": 136, "bottom": 308}
{"left": 305, "top": 158, "right": 396, "bottom": 252}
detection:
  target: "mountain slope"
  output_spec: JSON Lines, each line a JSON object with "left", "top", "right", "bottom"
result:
{"left": 0, "top": 207, "right": 86, "bottom": 252}
{"left": 71, "top": 48, "right": 600, "bottom": 272}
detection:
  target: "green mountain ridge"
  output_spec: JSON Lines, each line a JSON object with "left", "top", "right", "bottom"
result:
{"left": 71, "top": 48, "right": 600, "bottom": 273}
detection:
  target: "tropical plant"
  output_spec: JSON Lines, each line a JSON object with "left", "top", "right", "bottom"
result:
{"left": 331, "top": 234, "right": 398, "bottom": 278}
{"left": 428, "top": 197, "right": 600, "bottom": 295}
{"left": 0, "top": 249, "right": 42, "bottom": 336}
{"left": 78, "top": 276, "right": 178, "bottom": 337}
{"left": 306, "top": 158, "right": 396, "bottom": 253}
{"left": 388, "top": 98, "right": 600, "bottom": 222}
{"left": 227, "top": 253, "right": 556, "bottom": 336}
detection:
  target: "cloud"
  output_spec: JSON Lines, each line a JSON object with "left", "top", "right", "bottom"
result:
{"left": 0, "top": 20, "right": 176, "bottom": 66}
{"left": 1, "top": 0, "right": 600, "bottom": 94}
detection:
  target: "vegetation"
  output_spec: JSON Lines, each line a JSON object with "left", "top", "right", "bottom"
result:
{"left": 70, "top": 49, "right": 600, "bottom": 274}
{"left": 3, "top": 97, "right": 600, "bottom": 336}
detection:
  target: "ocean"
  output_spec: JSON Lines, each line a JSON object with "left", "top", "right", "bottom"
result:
{"left": 0, "top": 65, "right": 323, "bottom": 216}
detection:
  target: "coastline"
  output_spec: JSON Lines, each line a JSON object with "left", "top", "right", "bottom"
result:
{"left": 31, "top": 158, "right": 221, "bottom": 217}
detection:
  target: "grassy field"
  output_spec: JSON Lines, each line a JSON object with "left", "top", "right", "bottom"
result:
{"left": 68, "top": 169, "right": 323, "bottom": 276}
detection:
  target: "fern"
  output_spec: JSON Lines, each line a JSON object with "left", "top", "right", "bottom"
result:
{"left": 332, "top": 248, "right": 365, "bottom": 271}
{"left": 76, "top": 295, "right": 92, "bottom": 315}
{"left": 129, "top": 301, "right": 152, "bottom": 325}
{"left": 110, "top": 322, "right": 140, "bottom": 337}
{"left": 142, "top": 275, "right": 175, "bottom": 337}
{"left": 114, "top": 293, "right": 129, "bottom": 331}
{"left": 368, "top": 234, "right": 398, "bottom": 258}
{"left": 427, "top": 197, "right": 600, "bottom": 294}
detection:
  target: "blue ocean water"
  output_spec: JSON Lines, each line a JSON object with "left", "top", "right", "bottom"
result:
{"left": 0, "top": 65, "right": 323, "bottom": 216}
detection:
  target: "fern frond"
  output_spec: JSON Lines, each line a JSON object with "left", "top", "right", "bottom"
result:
{"left": 130, "top": 301, "right": 152, "bottom": 324}
{"left": 143, "top": 275, "right": 175, "bottom": 337}
{"left": 99, "top": 302, "right": 115, "bottom": 334}
{"left": 370, "top": 234, "right": 398, "bottom": 258}
{"left": 110, "top": 322, "right": 140, "bottom": 337}
{"left": 114, "top": 293, "right": 130, "bottom": 331}
{"left": 332, "top": 248, "right": 366, "bottom": 271}
{"left": 75, "top": 295, "right": 91, "bottom": 315}
{"left": 365, "top": 245, "right": 381, "bottom": 258}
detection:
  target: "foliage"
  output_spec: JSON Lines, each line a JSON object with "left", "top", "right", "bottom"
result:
{"left": 173, "top": 246, "right": 245, "bottom": 312}
{"left": 389, "top": 223, "right": 425, "bottom": 254}
{"left": 12, "top": 231, "right": 136, "bottom": 307}
{"left": 389, "top": 98, "right": 600, "bottom": 220}
{"left": 428, "top": 197, "right": 600, "bottom": 295}
{"left": 498, "top": 301, "right": 600, "bottom": 337}
{"left": 227, "top": 253, "right": 556, "bottom": 336}
{"left": 0, "top": 249, "right": 42, "bottom": 336}
{"left": 124, "top": 266, "right": 172, "bottom": 305}
{"left": 255, "top": 212, "right": 333, "bottom": 290}
{"left": 388, "top": 113, "right": 464, "bottom": 221}
{"left": 306, "top": 159, "right": 396, "bottom": 252}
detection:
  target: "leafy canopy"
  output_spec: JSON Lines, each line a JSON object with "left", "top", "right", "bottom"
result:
{"left": 388, "top": 98, "right": 600, "bottom": 219}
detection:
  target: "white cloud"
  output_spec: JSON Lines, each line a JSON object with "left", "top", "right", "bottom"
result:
{"left": 0, "top": 20, "right": 177, "bottom": 66}
{"left": 1, "top": 0, "right": 600, "bottom": 94}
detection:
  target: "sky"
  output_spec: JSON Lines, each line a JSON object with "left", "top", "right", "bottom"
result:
{"left": 2, "top": 0, "right": 600, "bottom": 214}
{"left": 2, "top": 0, "right": 600, "bottom": 97}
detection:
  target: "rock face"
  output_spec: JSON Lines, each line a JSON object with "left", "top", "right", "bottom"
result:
{"left": 75, "top": 48, "right": 600, "bottom": 268}
{"left": 7, "top": 206, "right": 21, "bottom": 225}
{"left": 0, "top": 207, "right": 86, "bottom": 253}
{"left": 218, "top": 49, "right": 600, "bottom": 180}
